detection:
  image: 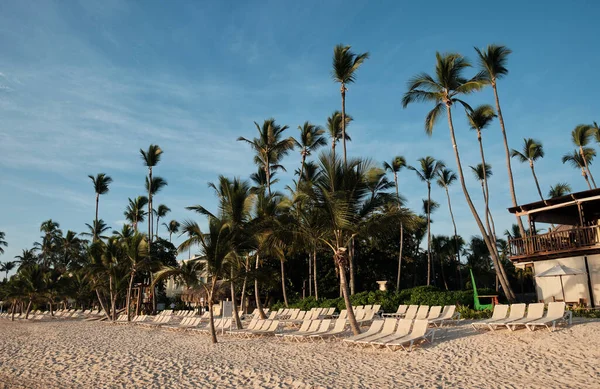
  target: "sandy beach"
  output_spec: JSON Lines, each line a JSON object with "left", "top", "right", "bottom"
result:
{"left": 0, "top": 319, "right": 598, "bottom": 389}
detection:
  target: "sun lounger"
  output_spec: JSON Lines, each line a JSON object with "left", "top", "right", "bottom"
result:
{"left": 163, "top": 317, "right": 193, "bottom": 330}
{"left": 384, "top": 319, "right": 433, "bottom": 351}
{"left": 191, "top": 318, "right": 222, "bottom": 333}
{"left": 308, "top": 318, "right": 347, "bottom": 341}
{"left": 403, "top": 305, "right": 419, "bottom": 320}
{"left": 357, "top": 309, "right": 375, "bottom": 324}
{"left": 276, "top": 319, "right": 310, "bottom": 339}
{"left": 342, "top": 320, "right": 385, "bottom": 344}
{"left": 506, "top": 303, "right": 544, "bottom": 331}
{"left": 525, "top": 302, "right": 571, "bottom": 332}
{"left": 324, "top": 307, "right": 336, "bottom": 318}
{"left": 248, "top": 320, "right": 280, "bottom": 337}
{"left": 284, "top": 320, "right": 320, "bottom": 341}
{"left": 370, "top": 319, "right": 413, "bottom": 348}
{"left": 429, "top": 305, "right": 459, "bottom": 327}
{"left": 471, "top": 305, "right": 509, "bottom": 330}
{"left": 295, "top": 320, "right": 332, "bottom": 342}
{"left": 354, "top": 318, "right": 397, "bottom": 346}
{"left": 487, "top": 304, "right": 526, "bottom": 331}
{"left": 415, "top": 306, "right": 430, "bottom": 320}
{"left": 426, "top": 306, "right": 442, "bottom": 320}
{"left": 383, "top": 305, "right": 408, "bottom": 318}
{"left": 227, "top": 318, "right": 260, "bottom": 336}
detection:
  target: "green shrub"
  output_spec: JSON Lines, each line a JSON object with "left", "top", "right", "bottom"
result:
{"left": 571, "top": 307, "right": 600, "bottom": 319}
{"left": 456, "top": 305, "right": 492, "bottom": 320}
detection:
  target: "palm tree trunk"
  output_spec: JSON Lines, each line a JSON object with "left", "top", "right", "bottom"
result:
{"left": 25, "top": 300, "right": 32, "bottom": 319}
{"left": 155, "top": 216, "right": 160, "bottom": 240}
{"left": 265, "top": 165, "right": 272, "bottom": 197}
{"left": 426, "top": 182, "right": 432, "bottom": 285}
{"left": 446, "top": 105, "right": 516, "bottom": 301}
{"left": 582, "top": 169, "right": 592, "bottom": 190}
{"left": 313, "top": 247, "right": 318, "bottom": 300}
{"left": 444, "top": 187, "right": 462, "bottom": 289}
{"left": 169, "top": 231, "right": 172, "bottom": 242}
{"left": 95, "top": 289, "right": 111, "bottom": 321}
{"left": 341, "top": 85, "right": 347, "bottom": 165}
{"left": 280, "top": 258, "right": 288, "bottom": 307}
{"left": 230, "top": 271, "right": 243, "bottom": 330}
{"left": 440, "top": 257, "right": 449, "bottom": 290}
{"left": 94, "top": 193, "right": 99, "bottom": 241}
{"left": 308, "top": 253, "right": 312, "bottom": 297}
{"left": 493, "top": 82, "right": 526, "bottom": 238}
{"left": 254, "top": 254, "right": 267, "bottom": 319}
{"left": 299, "top": 154, "right": 306, "bottom": 185}
{"left": 331, "top": 142, "right": 336, "bottom": 161}
{"left": 339, "top": 261, "right": 360, "bottom": 335}
{"left": 126, "top": 270, "right": 135, "bottom": 321}
{"left": 580, "top": 146, "right": 597, "bottom": 188}
{"left": 109, "top": 274, "right": 115, "bottom": 321}
{"left": 207, "top": 289, "right": 217, "bottom": 344}
{"left": 349, "top": 238, "right": 355, "bottom": 295}
{"left": 529, "top": 162, "right": 545, "bottom": 201}
{"left": 394, "top": 172, "right": 404, "bottom": 291}
{"left": 240, "top": 255, "right": 249, "bottom": 314}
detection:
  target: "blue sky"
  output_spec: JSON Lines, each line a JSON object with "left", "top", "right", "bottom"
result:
{"left": 1, "top": 1, "right": 599, "bottom": 265}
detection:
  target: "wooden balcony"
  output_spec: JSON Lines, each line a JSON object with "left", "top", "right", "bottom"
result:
{"left": 508, "top": 225, "right": 600, "bottom": 262}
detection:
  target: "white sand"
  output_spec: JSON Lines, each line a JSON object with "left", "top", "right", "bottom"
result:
{"left": 0, "top": 318, "right": 598, "bottom": 388}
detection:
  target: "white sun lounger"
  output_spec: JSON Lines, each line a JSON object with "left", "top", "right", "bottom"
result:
{"left": 403, "top": 305, "right": 419, "bottom": 320}
{"left": 370, "top": 319, "right": 413, "bottom": 349}
{"left": 488, "top": 304, "right": 526, "bottom": 331}
{"left": 415, "top": 306, "right": 430, "bottom": 320}
{"left": 429, "top": 305, "right": 459, "bottom": 327}
{"left": 277, "top": 320, "right": 313, "bottom": 340}
{"left": 525, "top": 302, "right": 571, "bottom": 332}
{"left": 471, "top": 305, "right": 509, "bottom": 330}
{"left": 506, "top": 303, "right": 544, "bottom": 331}
{"left": 354, "top": 318, "right": 397, "bottom": 346}
{"left": 296, "top": 320, "right": 332, "bottom": 342}
{"left": 426, "top": 306, "right": 442, "bottom": 320}
{"left": 383, "top": 305, "right": 408, "bottom": 318}
{"left": 384, "top": 319, "right": 433, "bottom": 351}
{"left": 307, "top": 318, "right": 347, "bottom": 341}
{"left": 342, "top": 320, "right": 384, "bottom": 344}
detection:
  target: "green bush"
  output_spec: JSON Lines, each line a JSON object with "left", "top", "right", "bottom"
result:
{"left": 456, "top": 305, "right": 493, "bottom": 320}
{"left": 571, "top": 307, "right": 600, "bottom": 319}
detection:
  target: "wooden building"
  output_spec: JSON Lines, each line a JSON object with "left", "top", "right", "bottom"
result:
{"left": 507, "top": 188, "right": 600, "bottom": 307}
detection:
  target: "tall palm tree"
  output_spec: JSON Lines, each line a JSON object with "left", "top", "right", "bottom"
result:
{"left": 14, "top": 249, "right": 38, "bottom": 270}
{"left": 548, "top": 183, "right": 572, "bottom": 198}
{"left": 332, "top": 44, "right": 369, "bottom": 165}
{"left": 562, "top": 148, "right": 596, "bottom": 189}
{"left": 0, "top": 231, "right": 6, "bottom": 255}
{"left": 140, "top": 144, "right": 163, "bottom": 246}
{"left": 474, "top": 44, "right": 525, "bottom": 237}
{"left": 18, "top": 264, "right": 45, "bottom": 319}
{"left": 88, "top": 173, "right": 113, "bottom": 241}
{"left": 408, "top": 156, "right": 444, "bottom": 285}
{"left": 123, "top": 232, "right": 150, "bottom": 321}
{"left": 511, "top": 138, "right": 545, "bottom": 201}
{"left": 154, "top": 204, "right": 171, "bottom": 239}
{"left": 124, "top": 196, "right": 148, "bottom": 231}
{"left": 1, "top": 261, "right": 15, "bottom": 281}
{"left": 163, "top": 220, "right": 180, "bottom": 242}
{"left": 326, "top": 111, "right": 352, "bottom": 161}
{"left": 436, "top": 167, "right": 461, "bottom": 286}
{"left": 402, "top": 52, "right": 516, "bottom": 301}
{"left": 470, "top": 163, "right": 497, "bottom": 240}
{"left": 383, "top": 156, "right": 407, "bottom": 291}
{"left": 237, "top": 119, "right": 295, "bottom": 196}
{"left": 294, "top": 121, "right": 326, "bottom": 185}
{"left": 571, "top": 124, "right": 597, "bottom": 188}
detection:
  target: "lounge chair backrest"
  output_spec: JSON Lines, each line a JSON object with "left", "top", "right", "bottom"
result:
{"left": 427, "top": 306, "right": 442, "bottom": 319}
{"left": 372, "top": 305, "right": 381, "bottom": 312}
{"left": 526, "top": 303, "right": 545, "bottom": 319}
{"left": 311, "top": 310, "right": 322, "bottom": 319}
{"left": 439, "top": 305, "right": 455, "bottom": 319}
{"left": 180, "top": 317, "right": 191, "bottom": 326}
{"left": 507, "top": 304, "right": 526, "bottom": 319}
{"left": 491, "top": 304, "right": 509, "bottom": 320}
{"left": 338, "top": 310, "right": 347, "bottom": 320}
{"left": 411, "top": 319, "right": 429, "bottom": 337}
{"left": 404, "top": 305, "right": 419, "bottom": 320}
{"left": 298, "top": 320, "right": 312, "bottom": 332}
{"left": 253, "top": 320, "right": 265, "bottom": 330}
{"left": 212, "top": 318, "right": 222, "bottom": 328}
{"left": 259, "top": 320, "right": 272, "bottom": 331}
{"left": 326, "top": 307, "right": 335, "bottom": 316}
{"left": 355, "top": 305, "right": 364, "bottom": 311}
{"left": 246, "top": 318, "right": 258, "bottom": 330}
{"left": 266, "top": 320, "right": 279, "bottom": 332}
{"left": 363, "top": 320, "right": 385, "bottom": 335}
{"left": 395, "top": 319, "right": 412, "bottom": 336}
{"left": 281, "top": 309, "right": 289, "bottom": 317}
{"left": 380, "top": 318, "right": 397, "bottom": 335}
{"left": 296, "top": 311, "right": 306, "bottom": 321}
{"left": 415, "top": 306, "right": 430, "bottom": 319}
{"left": 316, "top": 319, "right": 332, "bottom": 332}
{"left": 332, "top": 318, "right": 346, "bottom": 332}
{"left": 354, "top": 309, "right": 365, "bottom": 321}
{"left": 220, "top": 319, "right": 232, "bottom": 329}
{"left": 190, "top": 318, "right": 201, "bottom": 326}
{"left": 545, "top": 302, "right": 565, "bottom": 318}
{"left": 268, "top": 311, "right": 277, "bottom": 320}
{"left": 276, "top": 308, "right": 284, "bottom": 315}
{"left": 307, "top": 320, "right": 321, "bottom": 332}
{"left": 361, "top": 309, "right": 375, "bottom": 322}
{"left": 288, "top": 310, "right": 299, "bottom": 320}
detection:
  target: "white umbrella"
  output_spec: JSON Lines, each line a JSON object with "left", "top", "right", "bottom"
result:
{"left": 535, "top": 264, "right": 587, "bottom": 302}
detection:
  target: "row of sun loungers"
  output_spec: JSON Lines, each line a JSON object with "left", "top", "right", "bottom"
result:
{"left": 471, "top": 302, "right": 572, "bottom": 332}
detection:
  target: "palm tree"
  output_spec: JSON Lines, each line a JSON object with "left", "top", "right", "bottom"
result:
{"left": 112, "top": 224, "right": 134, "bottom": 239}
{"left": 14, "top": 249, "right": 38, "bottom": 270}
{"left": 548, "top": 183, "right": 572, "bottom": 198}
{"left": 436, "top": 167, "right": 461, "bottom": 286}
{"left": 402, "top": 52, "right": 516, "bottom": 301}
{"left": 0, "top": 231, "right": 6, "bottom": 255}
{"left": 474, "top": 44, "right": 526, "bottom": 237}
{"left": 326, "top": 111, "right": 352, "bottom": 161}
{"left": 237, "top": 119, "right": 295, "bottom": 196}
{"left": 571, "top": 124, "right": 597, "bottom": 188}
{"left": 1, "top": 261, "right": 15, "bottom": 281}
{"left": 470, "top": 163, "right": 497, "bottom": 241}
{"left": 154, "top": 204, "right": 171, "bottom": 239}
{"left": 562, "top": 148, "right": 596, "bottom": 189}
{"left": 81, "top": 220, "right": 110, "bottom": 241}
{"left": 332, "top": 44, "right": 369, "bottom": 165}
{"left": 123, "top": 232, "right": 150, "bottom": 321}
{"left": 383, "top": 156, "right": 407, "bottom": 291}
{"left": 163, "top": 220, "right": 180, "bottom": 242}
{"left": 124, "top": 196, "right": 148, "bottom": 231}
{"left": 408, "top": 157, "right": 444, "bottom": 285}
{"left": 88, "top": 173, "right": 113, "bottom": 241}
{"left": 294, "top": 121, "right": 326, "bottom": 185}
{"left": 511, "top": 138, "right": 545, "bottom": 201}
{"left": 140, "top": 144, "right": 163, "bottom": 246}
{"left": 18, "top": 264, "right": 45, "bottom": 319}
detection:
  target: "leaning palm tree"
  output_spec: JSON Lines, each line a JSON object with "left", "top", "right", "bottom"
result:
{"left": 571, "top": 124, "right": 597, "bottom": 188}
{"left": 0, "top": 231, "right": 6, "bottom": 255}
{"left": 548, "top": 183, "right": 572, "bottom": 198}
{"left": 332, "top": 44, "right": 369, "bottom": 165}
{"left": 436, "top": 167, "right": 461, "bottom": 285}
{"left": 383, "top": 156, "right": 407, "bottom": 291}
{"left": 153, "top": 204, "right": 171, "bottom": 239}
{"left": 474, "top": 44, "right": 525, "bottom": 237}
{"left": 140, "top": 144, "right": 163, "bottom": 246}
{"left": 88, "top": 173, "right": 113, "bottom": 241}
{"left": 163, "top": 220, "right": 180, "bottom": 242}
{"left": 402, "top": 51, "right": 516, "bottom": 301}
{"left": 562, "top": 148, "right": 596, "bottom": 190}
{"left": 294, "top": 121, "right": 326, "bottom": 185}
{"left": 408, "top": 156, "right": 444, "bottom": 285}
{"left": 237, "top": 119, "right": 295, "bottom": 196}
{"left": 326, "top": 111, "right": 353, "bottom": 161}
{"left": 124, "top": 196, "right": 148, "bottom": 231}
{"left": 470, "top": 163, "right": 497, "bottom": 239}
{"left": 511, "top": 138, "right": 545, "bottom": 201}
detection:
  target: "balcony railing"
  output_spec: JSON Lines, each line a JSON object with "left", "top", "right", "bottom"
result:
{"left": 508, "top": 225, "right": 600, "bottom": 258}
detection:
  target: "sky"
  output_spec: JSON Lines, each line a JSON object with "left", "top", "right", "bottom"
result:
{"left": 1, "top": 1, "right": 599, "bottom": 268}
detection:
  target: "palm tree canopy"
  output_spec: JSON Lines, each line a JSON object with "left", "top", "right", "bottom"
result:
{"left": 295, "top": 122, "right": 326, "bottom": 156}
{"left": 421, "top": 199, "right": 440, "bottom": 215}
{"left": 153, "top": 260, "right": 201, "bottom": 290}
{"left": 474, "top": 44, "right": 512, "bottom": 82}
{"left": 402, "top": 52, "right": 486, "bottom": 134}
{"left": 164, "top": 220, "right": 181, "bottom": 235}
{"left": 124, "top": 196, "right": 149, "bottom": 224}
{"left": 155, "top": 204, "right": 171, "bottom": 218}
{"left": 510, "top": 138, "right": 544, "bottom": 163}
{"left": 0, "top": 231, "right": 6, "bottom": 255}
{"left": 145, "top": 176, "right": 168, "bottom": 196}
{"left": 467, "top": 104, "right": 496, "bottom": 131}
{"left": 562, "top": 148, "right": 596, "bottom": 168}
{"left": 436, "top": 168, "right": 457, "bottom": 189}
{"left": 571, "top": 124, "right": 595, "bottom": 147}
{"left": 331, "top": 44, "right": 369, "bottom": 85}
{"left": 88, "top": 173, "right": 113, "bottom": 196}
{"left": 326, "top": 111, "right": 353, "bottom": 143}
{"left": 237, "top": 119, "right": 295, "bottom": 172}
{"left": 82, "top": 220, "right": 111, "bottom": 239}
{"left": 548, "top": 183, "right": 572, "bottom": 198}
{"left": 470, "top": 163, "right": 493, "bottom": 182}
{"left": 140, "top": 144, "right": 163, "bottom": 168}
{"left": 408, "top": 156, "right": 445, "bottom": 183}
{"left": 383, "top": 156, "right": 407, "bottom": 174}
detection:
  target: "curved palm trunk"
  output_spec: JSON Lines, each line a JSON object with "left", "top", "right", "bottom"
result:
{"left": 230, "top": 271, "right": 243, "bottom": 330}
{"left": 313, "top": 247, "right": 318, "bottom": 300}
{"left": 308, "top": 253, "right": 312, "bottom": 297}
{"left": 169, "top": 232, "right": 172, "bottom": 242}
{"left": 208, "top": 287, "right": 217, "bottom": 344}
{"left": 530, "top": 161, "right": 544, "bottom": 201}
{"left": 426, "top": 182, "right": 432, "bottom": 285}
{"left": 240, "top": 255, "right": 249, "bottom": 314}
{"left": 254, "top": 254, "right": 267, "bottom": 319}
{"left": 444, "top": 187, "right": 462, "bottom": 288}
{"left": 339, "top": 262, "right": 360, "bottom": 335}
{"left": 581, "top": 168, "right": 592, "bottom": 190}
{"left": 446, "top": 105, "right": 516, "bottom": 301}
{"left": 341, "top": 85, "right": 347, "bottom": 165}
{"left": 155, "top": 216, "right": 160, "bottom": 240}
{"left": 280, "top": 258, "right": 288, "bottom": 307}
{"left": 393, "top": 172, "right": 404, "bottom": 291}
{"left": 94, "top": 193, "right": 100, "bottom": 241}
{"left": 349, "top": 238, "right": 355, "bottom": 295}
{"left": 331, "top": 142, "right": 336, "bottom": 161}
{"left": 95, "top": 289, "right": 111, "bottom": 321}
{"left": 126, "top": 270, "right": 135, "bottom": 321}
{"left": 265, "top": 164, "right": 272, "bottom": 196}
{"left": 493, "top": 82, "right": 526, "bottom": 238}
{"left": 299, "top": 154, "right": 306, "bottom": 185}
{"left": 147, "top": 168, "right": 156, "bottom": 315}
{"left": 579, "top": 146, "right": 597, "bottom": 188}
{"left": 25, "top": 300, "right": 32, "bottom": 319}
